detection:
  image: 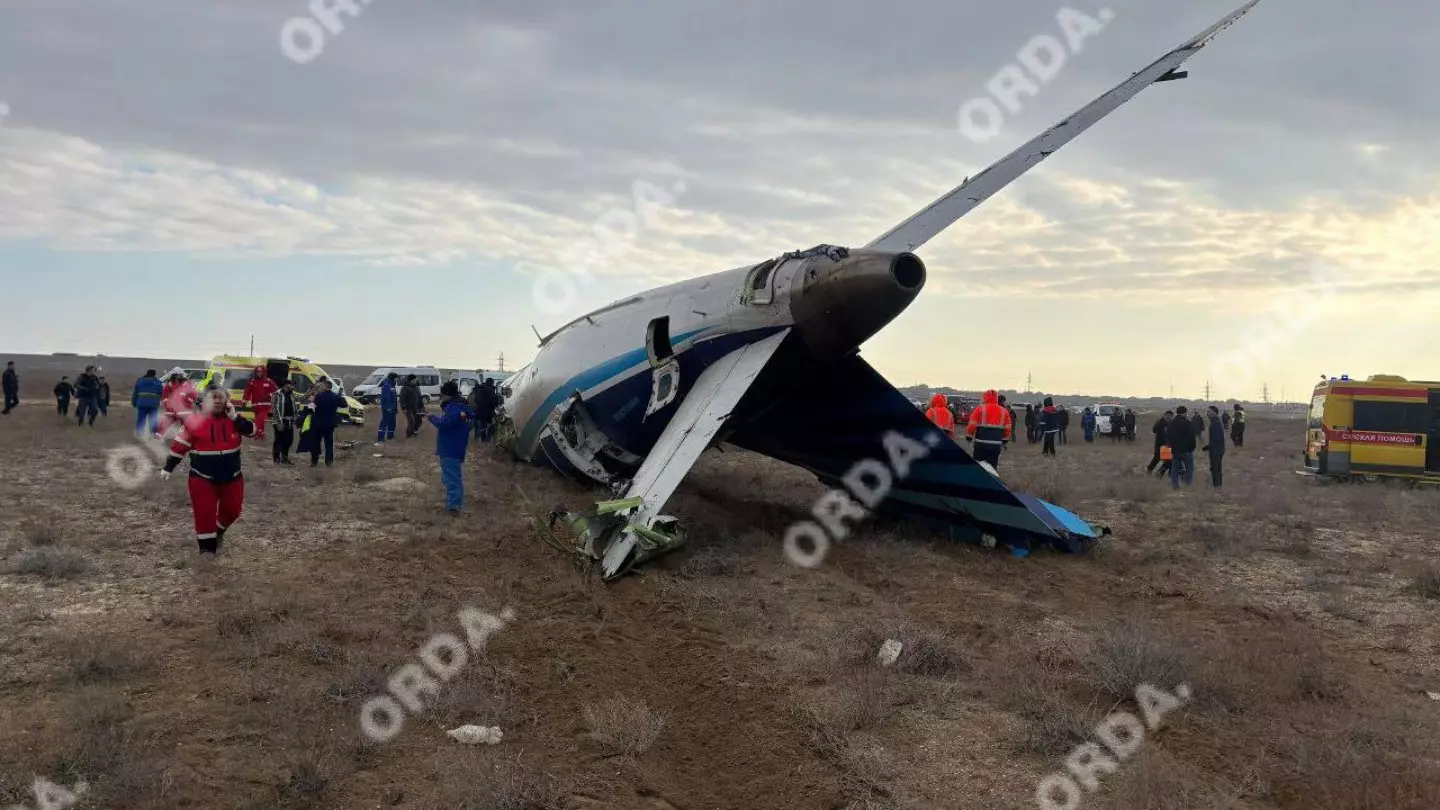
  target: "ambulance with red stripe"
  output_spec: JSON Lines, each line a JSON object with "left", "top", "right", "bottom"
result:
{"left": 1300, "top": 374, "right": 1440, "bottom": 483}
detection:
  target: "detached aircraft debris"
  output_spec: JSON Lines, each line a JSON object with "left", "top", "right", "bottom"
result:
{"left": 500, "top": 2, "right": 1264, "bottom": 580}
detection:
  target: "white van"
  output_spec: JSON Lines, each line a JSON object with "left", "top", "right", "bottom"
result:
{"left": 1093, "top": 403, "right": 1124, "bottom": 434}
{"left": 455, "top": 369, "right": 510, "bottom": 398}
{"left": 353, "top": 366, "right": 443, "bottom": 404}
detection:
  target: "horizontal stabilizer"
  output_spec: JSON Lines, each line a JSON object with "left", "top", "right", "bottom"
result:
{"left": 728, "top": 355, "right": 1107, "bottom": 553}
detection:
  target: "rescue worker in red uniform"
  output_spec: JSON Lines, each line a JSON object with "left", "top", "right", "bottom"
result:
{"left": 965, "top": 389, "right": 1014, "bottom": 468}
{"left": 159, "top": 388, "right": 253, "bottom": 556}
{"left": 242, "top": 366, "right": 279, "bottom": 440}
{"left": 157, "top": 367, "right": 198, "bottom": 439}
{"left": 925, "top": 393, "right": 955, "bottom": 439}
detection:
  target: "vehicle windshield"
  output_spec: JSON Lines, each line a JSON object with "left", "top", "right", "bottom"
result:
{"left": 360, "top": 373, "right": 385, "bottom": 386}
{"left": 1308, "top": 395, "right": 1326, "bottom": 429}
{"left": 1098, "top": 406, "right": 1118, "bottom": 416}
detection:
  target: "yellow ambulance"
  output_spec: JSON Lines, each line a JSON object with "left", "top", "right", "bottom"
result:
{"left": 1300, "top": 374, "right": 1438, "bottom": 483}
{"left": 198, "top": 356, "right": 366, "bottom": 425}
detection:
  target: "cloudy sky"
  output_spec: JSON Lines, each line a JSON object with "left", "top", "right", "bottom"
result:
{"left": 0, "top": 0, "right": 1435, "bottom": 400}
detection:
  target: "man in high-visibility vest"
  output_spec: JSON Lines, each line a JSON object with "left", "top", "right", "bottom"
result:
{"left": 925, "top": 393, "right": 955, "bottom": 439}
{"left": 965, "top": 389, "right": 1014, "bottom": 467}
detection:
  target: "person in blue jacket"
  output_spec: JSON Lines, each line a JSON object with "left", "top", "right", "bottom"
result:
{"left": 131, "top": 369, "right": 164, "bottom": 438}
{"left": 428, "top": 380, "right": 474, "bottom": 512}
{"left": 1080, "top": 406, "right": 1097, "bottom": 442}
{"left": 375, "top": 372, "right": 399, "bottom": 445}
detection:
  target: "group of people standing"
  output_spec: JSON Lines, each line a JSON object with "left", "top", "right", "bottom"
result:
{"left": 1145, "top": 404, "right": 1246, "bottom": 488}
{"left": 51, "top": 366, "right": 112, "bottom": 425}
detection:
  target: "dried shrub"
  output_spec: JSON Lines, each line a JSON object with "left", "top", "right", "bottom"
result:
{"left": 1084, "top": 621, "right": 1186, "bottom": 700}
{"left": 18, "top": 547, "right": 90, "bottom": 579}
{"left": 583, "top": 695, "right": 666, "bottom": 756}
{"left": 1411, "top": 564, "right": 1440, "bottom": 600}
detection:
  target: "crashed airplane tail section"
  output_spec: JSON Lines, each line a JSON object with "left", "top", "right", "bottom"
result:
{"left": 726, "top": 353, "right": 1108, "bottom": 555}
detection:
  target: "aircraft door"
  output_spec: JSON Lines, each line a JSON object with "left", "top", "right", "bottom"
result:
{"left": 645, "top": 316, "right": 680, "bottom": 416}
{"left": 1428, "top": 390, "right": 1440, "bottom": 473}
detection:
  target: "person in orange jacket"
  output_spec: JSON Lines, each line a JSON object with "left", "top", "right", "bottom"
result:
{"left": 242, "top": 367, "right": 279, "bottom": 440}
{"left": 925, "top": 393, "right": 955, "bottom": 439}
{"left": 965, "top": 389, "right": 1014, "bottom": 468}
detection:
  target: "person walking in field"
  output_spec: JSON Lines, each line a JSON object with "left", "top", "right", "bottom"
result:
{"left": 1081, "top": 406, "right": 1097, "bottom": 442}
{"left": 1146, "top": 410, "right": 1174, "bottom": 474}
{"left": 53, "top": 376, "right": 74, "bottom": 417}
{"left": 1023, "top": 405, "right": 1036, "bottom": 443}
{"left": 964, "top": 389, "right": 1013, "bottom": 469}
{"left": 1231, "top": 403, "right": 1246, "bottom": 447}
{"left": 159, "top": 387, "right": 254, "bottom": 559}
{"left": 242, "top": 367, "right": 278, "bottom": 441}
{"left": 924, "top": 393, "right": 956, "bottom": 440}
{"left": 97, "top": 376, "right": 112, "bottom": 417}
{"left": 1203, "top": 405, "right": 1226, "bottom": 487}
{"left": 2, "top": 361, "right": 18, "bottom": 415}
{"left": 1057, "top": 404, "right": 1070, "bottom": 444}
{"left": 131, "top": 369, "right": 164, "bottom": 438}
{"left": 429, "top": 380, "right": 474, "bottom": 512}
{"left": 1124, "top": 408, "right": 1137, "bottom": 442}
{"left": 73, "top": 366, "right": 100, "bottom": 427}
{"left": 270, "top": 378, "right": 299, "bottom": 465}
{"left": 375, "top": 372, "right": 399, "bottom": 445}
{"left": 1167, "top": 406, "right": 1197, "bottom": 489}
{"left": 158, "top": 368, "right": 198, "bottom": 439}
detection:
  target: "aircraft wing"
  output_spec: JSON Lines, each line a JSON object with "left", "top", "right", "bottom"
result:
{"left": 727, "top": 354, "right": 1106, "bottom": 554}
{"left": 597, "top": 328, "right": 792, "bottom": 578}
{"left": 866, "top": 0, "right": 1261, "bottom": 253}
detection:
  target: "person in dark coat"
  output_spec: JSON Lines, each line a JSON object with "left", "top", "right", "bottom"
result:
{"left": 1056, "top": 404, "right": 1070, "bottom": 444}
{"left": 1231, "top": 404, "right": 1246, "bottom": 447}
{"left": 400, "top": 374, "right": 425, "bottom": 438}
{"left": 1039, "top": 397, "right": 1060, "bottom": 456}
{"left": 1167, "top": 406, "right": 1198, "bottom": 489}
{"left": 998, "top": 394, "right": 1016, "bottom": 440}
{"left": 2, "top": 361, "right": 18, "bottom": 415}
{"left": 54, "top": 377, "right": 75, "bottom": 417}
{"left": 1190, "top": 411, "right": 1205, "bottom": 442}
{"left": 97, "top": 377, "right": 111, "bottom": 417}
{"left": 308, "top": 379, "right": 346, "bottom": 467}
{"left": 1124, "top": 408, "right": 1137, "bottom": 441}
{"left": 1202, "top": 405, "right": 1226, "bottom": 487}
{"left": 1023, "top": 405, "right": 1036, "bottom": 443}
{"left": 73, "top": 366, "right": 101, "bottom": 426}
{"left": 271, "top": 378, "right": 300, "bottom": 465}
{"left": 469, "top": 379, "right": 499, "bottom": 443}
{"left": 1146, "top": 411, "right": 1173, "bottom": 473}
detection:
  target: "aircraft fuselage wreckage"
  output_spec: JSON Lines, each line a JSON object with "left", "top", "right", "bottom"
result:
{"left": 500, "top": 2, "right": 1263, "bottom": 580}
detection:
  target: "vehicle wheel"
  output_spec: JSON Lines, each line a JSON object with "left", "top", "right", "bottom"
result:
{"left": 1362, "top": 474, "right": 1379, "bottom": 483}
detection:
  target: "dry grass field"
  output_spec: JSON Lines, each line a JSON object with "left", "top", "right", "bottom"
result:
{"left": 1, "top": 399, "right": 1439, "bottom": 809}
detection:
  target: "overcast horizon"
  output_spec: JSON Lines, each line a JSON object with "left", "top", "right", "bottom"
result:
{"left": 1, "top": 0, "right": 1436, "bottom": 400}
